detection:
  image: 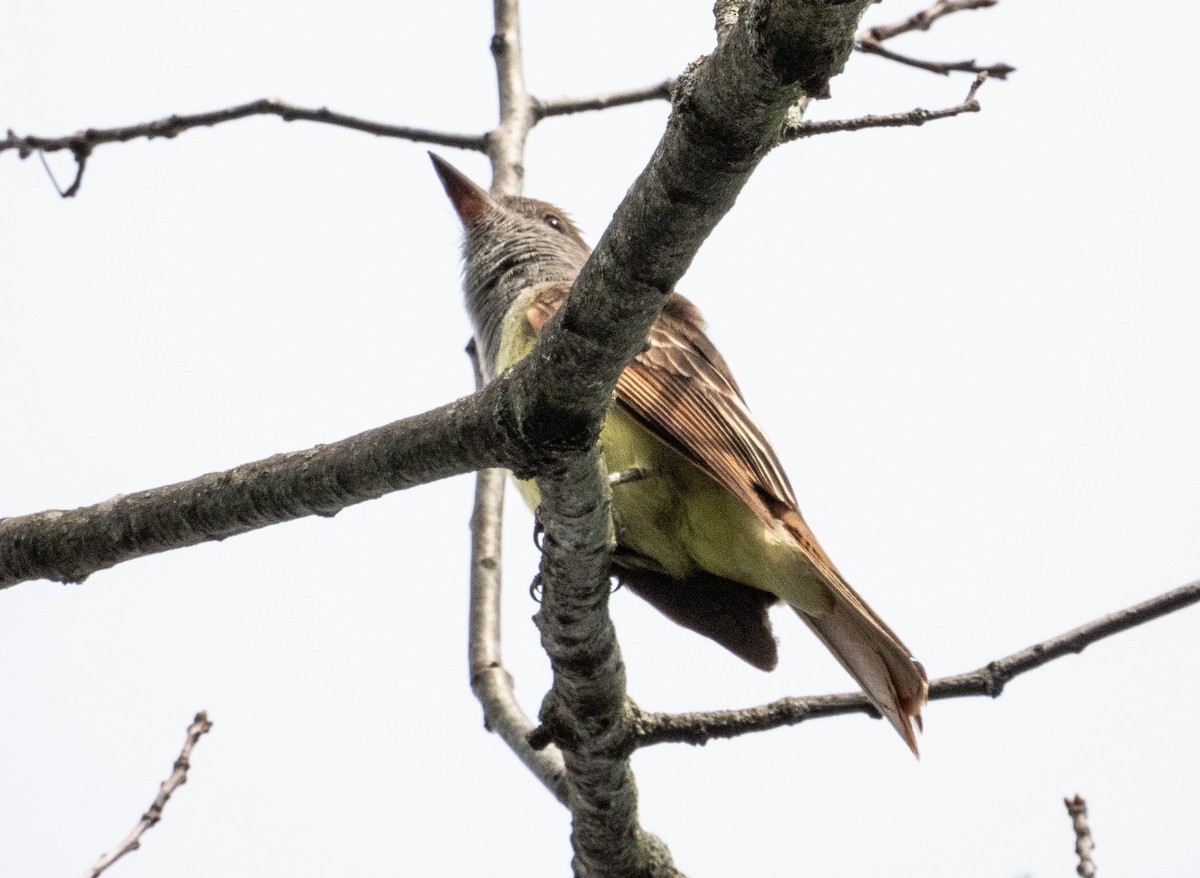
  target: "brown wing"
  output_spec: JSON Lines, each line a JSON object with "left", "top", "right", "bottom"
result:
{"left": 528, "top": 286, "right": 930, "bottom": 745}
{"left": 528, "top": 285, "right": 800, "bottom": 529}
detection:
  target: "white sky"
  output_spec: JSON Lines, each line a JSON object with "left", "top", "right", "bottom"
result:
{"left": 3, "top": 2, "right": 1198, "bottom": 876}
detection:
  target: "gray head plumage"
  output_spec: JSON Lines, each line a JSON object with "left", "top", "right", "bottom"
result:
{"left": 430, "top": 153, "right": 591, "bottom": 376}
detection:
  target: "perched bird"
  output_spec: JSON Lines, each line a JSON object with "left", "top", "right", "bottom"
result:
{"left": 431, "top": 153, "right": 928, "bottom": 754}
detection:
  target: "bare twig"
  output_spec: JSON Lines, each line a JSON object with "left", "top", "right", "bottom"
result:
{"left": 858, "top": 37, "right": 1014, "bottom": 79}
{"left": 854, "top": 0, "right": 1013, "bottom": 79}
{"left": 534, "top": 80, "right": 674, "bottom": 120}
{"left": 487, "top": 0, "right": 534, "bottom": 196}
{"left": 631, "top": 579, "right": 1200, "bottom": 747}
{"left": 2, "top": 100, "right": 485, "bottom": 197}
{"left": 1065, "top": 794, "right": 1098, "bottom": 877}
{"left": 83, "top": 712, "right": 213, "bottom": 878}
{"left": 466, "top": 343, "right": 568, "bottom": 803}
{"left": 783, "top": 71, "right": 987, "bottom": 142}
{"left": 867, "top": 0, "right": 1000, "bottom": 42}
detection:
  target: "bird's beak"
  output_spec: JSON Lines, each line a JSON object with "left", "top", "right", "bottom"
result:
{"left": 429, "top": 152, "right": 493, "bottom": 226}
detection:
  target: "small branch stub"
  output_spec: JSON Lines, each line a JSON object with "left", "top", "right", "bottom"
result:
{"left": 1065, "top": 794, "right": 1098, "bottom": 878}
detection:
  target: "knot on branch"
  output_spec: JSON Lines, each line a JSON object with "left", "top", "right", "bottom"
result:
{"left": 750, "top": 0, "right": 873, "bottom": 98}
{"left": 489, "top": 360, "right": 606, "bottom": 481}
{"left": 531, "top": 692, "right": 637, "bottom": 759}
{"left": 983, "top": 661, "right": 1007, "bottom": 697}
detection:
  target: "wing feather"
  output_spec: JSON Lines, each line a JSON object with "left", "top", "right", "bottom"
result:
{"left": 526, "top": 283, "right": 928, "bottom": 751}
{"left": 528, "top": 286, "right": 800, "bottom": 531}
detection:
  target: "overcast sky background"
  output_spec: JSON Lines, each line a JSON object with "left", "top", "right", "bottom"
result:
{"left": 3, "top": 2, "right": 1198, "bottom": 876}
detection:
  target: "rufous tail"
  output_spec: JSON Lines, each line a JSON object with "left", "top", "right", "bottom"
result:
{"left": 796, "top": 597, "right": 928, "bottom": 757}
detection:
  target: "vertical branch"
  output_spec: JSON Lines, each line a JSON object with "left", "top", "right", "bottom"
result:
{"left": 468, "top": 344, "right": 568, "bottom": 802}
{"left": 1064, "top": 794, "right": 1098, "bottom": 877}
{"left": 480, "top": 1, "right": 668, "bottom": 873}
{"left": 533, "top": 452, "right": 675, "bottom": 877}
{"left": 488, "top": 0, "right": 534, "bottom": 195}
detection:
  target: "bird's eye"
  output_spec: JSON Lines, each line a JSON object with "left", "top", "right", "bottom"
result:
{"left": 544, "top": 213, "right": 566, "bottom": 233}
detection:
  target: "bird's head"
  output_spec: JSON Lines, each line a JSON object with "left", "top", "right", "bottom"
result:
{"left": 430, "top": 153, "right": 590, "bottom": 317}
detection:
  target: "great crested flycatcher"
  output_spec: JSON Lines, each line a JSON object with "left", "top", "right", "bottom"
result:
{"left": 431, "top": 153, "right": 928, "bottom": 754}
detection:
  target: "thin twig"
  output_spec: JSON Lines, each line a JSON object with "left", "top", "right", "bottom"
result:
{"left": 2, "top": 100, "right": 485, "bottom": 198}
{"left": 1065, "top": 794, "right": 1098, "bottom": 877}
{"left": 534, "top": 80, "right": 674, "bottom": 120}
{"left": 631, "top": 579, "right": 1200, "bottom": 747}
{"left": 854, "top": 0, "right": 1014, "bottom": 79}
{"left": 867, "top": 0, "right": 1000, "bottom": 42}
{"left": 783, "top": 71, "right": 987, "bottom": 142}
{"left": 466, "top": 343, "right": 568, "bottom": 803}
{"left": 858, "top": 37, "right": 1014, "bottom": 79}
{"left": 83, "top": 712, "right": 213, "bottom": 878}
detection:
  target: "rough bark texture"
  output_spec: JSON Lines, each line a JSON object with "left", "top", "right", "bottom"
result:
{"left": 2, "top": 6, "right": 874, "bottom": 875}
{"left": 0, "top": 393, "right": 505, "bottom": 587}
{"left": 509, "top": 3, "right": 873, "bottom": 874}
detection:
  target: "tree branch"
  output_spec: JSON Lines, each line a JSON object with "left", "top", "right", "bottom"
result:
{"left": 0, "top": 384, "right": 526, "bottom": 589}
{"left": 503, "top": 2, "right": 876, "bottom": 873}
{"left": 854, "top": 0, "right": 1013, "bottom": 79}
{"left": 783, "top": 70, "right": 987, "bottom": 141}
{"left": 3, "top": 2, "right": 1011, "bottom": 875}
{"left": 631, "top": 579, "right": 1200, "bottom": 747}
{"left": 1, "top": 100, "right": 485, "bottom": 198}
{"left": 466, "top": 346, "right": 569, "bottom": 804}
{"left": 532, "top": 450, "right": 680, "bottom": 876}
{"left": 1064, "top": 794, "right": 1098, "bottom": 878}
{"left": 485, "top": 2, "right": 676, "bottom": 873}
{"left": 487, "top": 0, "right": 535, "bottom": 196}
{"left": 533, "top": 80, "right": 675, "bottom": 120}
{"left": 857, "top": 36, "right": 1014, "bottom": 79}
{"left": 867, "top": 0, "right": 1000, "bottom": 43}
{"left": 83, "top": 711, "right": 213, "bottom": 878}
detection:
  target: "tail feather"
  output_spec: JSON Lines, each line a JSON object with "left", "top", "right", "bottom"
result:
{"left": 797, "top": 599, "right": 928, "bottom": 756}
{"left": 775, "top": 509, "right": 928, "bottom": 755}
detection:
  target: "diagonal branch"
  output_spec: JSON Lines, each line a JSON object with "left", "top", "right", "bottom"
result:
{"left": 866, "top": 0, "right": 1000, "bottom": 43}
{"left": 84, "top": 711, "right": 213, "bottom": 878}
{"left": 0, "top": 381, "right": 526, "bottom": 589}
{"left": 485, "top": 1, "right": 672, "bottom": 873}
{"left": 2, "top": 100, "right": 485, "bottom": 198}
{"left": 631, "top": 579, "right": 1200, "bottom": 748}
{"left": 506, "top": 1, "right": 877, "bottom": 874}
{"left": 857, "top": 37, "right": 1015, "bottom": 79}
{"left": 533, "top": 80, "right": 675, "bottom": 120}
{"left": 854, "top": 0, "right": 1013, "bottom": 79}
{"left": 783, "top": 71, "right": 987, "bottom": 141}
{"left": 4, "top": 1, "right": 1011, "bottom": 873}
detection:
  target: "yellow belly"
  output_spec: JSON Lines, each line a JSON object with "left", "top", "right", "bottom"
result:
{"left": 496, "top": 290, "right": 831, "bottom": 616}
{"left": 514, "top": 406, "right": 831, "bottom": 616}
